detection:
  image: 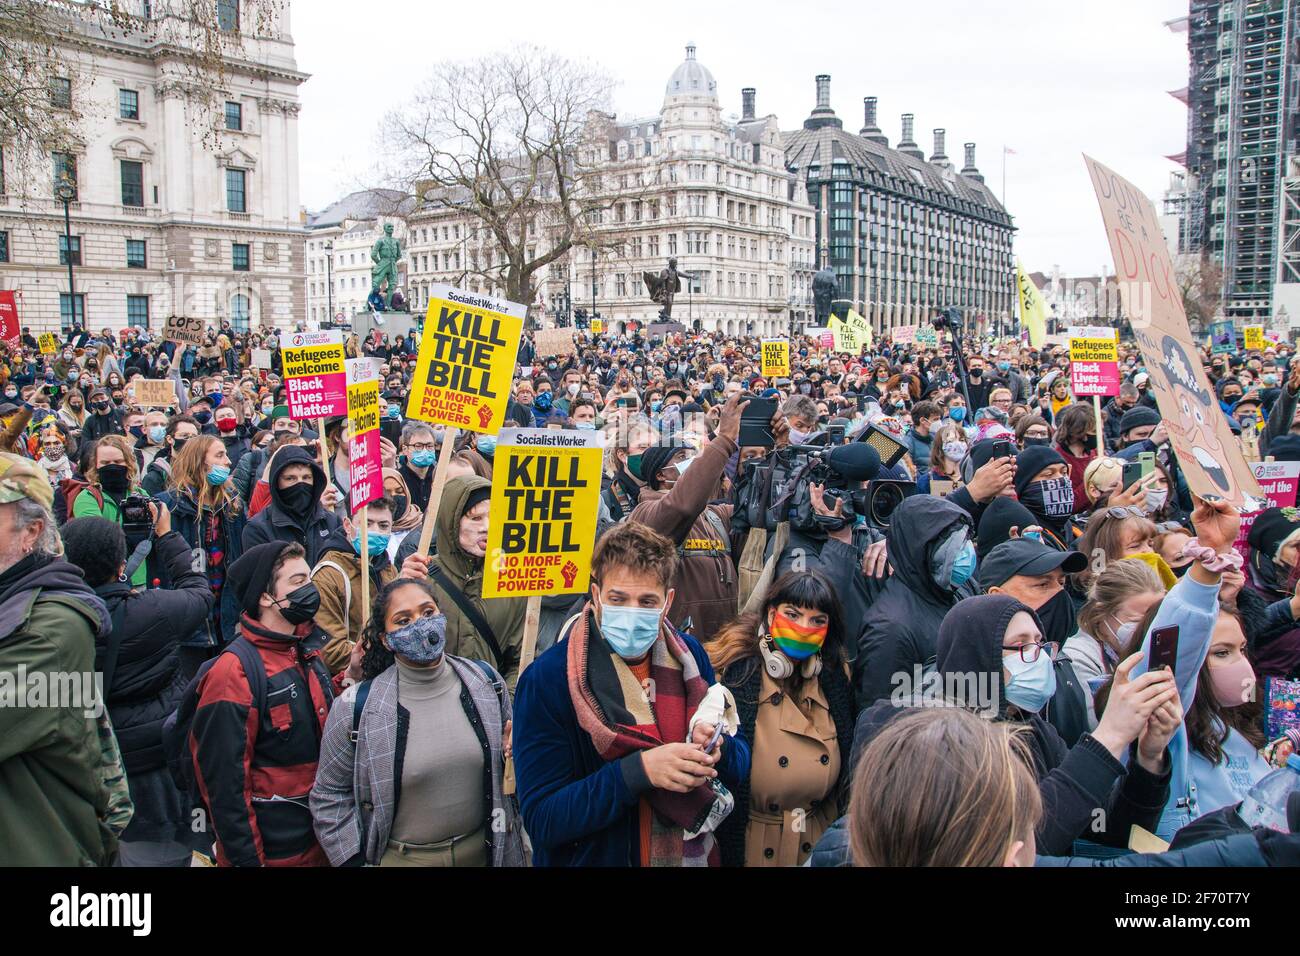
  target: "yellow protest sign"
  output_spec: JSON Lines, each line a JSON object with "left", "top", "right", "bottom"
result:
{"left": 845, "top": 309, "right": 873, "bottom": 350}
{"left": 38, "top": 333, "right": 59, "bottom": 355}
{"left": 761, "top": 339, "right": 790, "bottom": 378}
{"left": 590, "top": 318, "right": 603, "bottom": 335}
{"left": 483, "top": 428, "right": 605, "bottom": 598}
{"left": 409, "top": 285, "right": 525, "bottom": 435}
{"left": 1244, "top": 326, "right": 1265, "bottom": 351}
{"left": 827, "top": 315, "right": 860, "bottom": 353}
{"left": 1016, "top": 260, "right": 1048, "bottom": 348}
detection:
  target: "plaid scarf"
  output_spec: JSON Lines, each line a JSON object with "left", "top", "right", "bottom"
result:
{"left": 566, "top": 606, "right": 718, "bottom": 867}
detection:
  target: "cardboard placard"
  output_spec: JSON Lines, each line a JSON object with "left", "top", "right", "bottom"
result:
{"left": 281, "top": 330, "right": 347, "bottom": 420}
{"left": 251, "top": 348, "right": 273, "bottom": 370}
{"left": 1232, "top": 461, "right": 1300, "bottom": 565}
{"left": 408, "top": 284, "right": 525, "bottom": 435}
{"left": 38, "top": 333, "right": 59, "bottom": 355}
{"left": 482, "top": 428, "right": 604, "bottom": 598}
{"left": 590, "top": 319, "right": 603, "bottom": 335}
{"left": 893, "top": 325, "right": 917, "bottom": 346}
{"left": 131, "top": 378, "right": 176, "bottom": 408}
{"left": 1068, "top": 326, "right": 1120, "bottom": 397}
{"left": 761, "top": 338, "right": 790, "bottom": 378}
{"left": 163, "top": 314, "right": 205, "bottom": 346}
{"left": 1085, "top": 154, "right": 1261, "bottom": 507}
{"left": 1243, "top": 326, "right": 1265, "bottom": 351}
{"left": 534, "top": 327, "right": 576, "bottom": 359}
{"left": 345, "top": 358, "right": 382, "bottom": 514}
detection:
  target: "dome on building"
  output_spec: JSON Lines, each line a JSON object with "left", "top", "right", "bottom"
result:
{"left": 664, "top": 43, "right": 718, "bottom": 107}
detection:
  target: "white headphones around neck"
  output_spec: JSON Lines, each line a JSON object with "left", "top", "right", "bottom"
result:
{"left": 758, "top": 635, "right": 822, "bottom": 680}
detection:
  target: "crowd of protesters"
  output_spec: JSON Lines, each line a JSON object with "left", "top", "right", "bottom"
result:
{"left": 0, "top": 314, "right": 1298, "bottom": 869}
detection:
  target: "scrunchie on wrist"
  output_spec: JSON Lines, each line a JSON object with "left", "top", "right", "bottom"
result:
{"left": 1181, "top": 538, "right": 1243, "bottom": 574}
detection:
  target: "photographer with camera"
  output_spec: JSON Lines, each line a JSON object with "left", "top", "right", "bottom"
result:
{"left": 68, "top": 434, "right": 159, "bottom": 588}
{"left": 771, "top": 442, "right": 890, "bottom": 646}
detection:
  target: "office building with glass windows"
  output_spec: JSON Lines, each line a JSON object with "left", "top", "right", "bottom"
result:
{"left": 783, "top": 75, "right": 1016, "bottom": 332}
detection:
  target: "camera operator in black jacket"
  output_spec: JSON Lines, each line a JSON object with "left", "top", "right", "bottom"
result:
{"left": 62, "top": 507, "right": 215, "bottom": 867}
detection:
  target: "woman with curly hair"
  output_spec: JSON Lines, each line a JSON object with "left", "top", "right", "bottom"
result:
{"left": 310, "top": 578, "right": 526, "bottom": 867}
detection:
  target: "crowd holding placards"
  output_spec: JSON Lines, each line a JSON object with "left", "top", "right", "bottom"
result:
{"left": 1, "top": 315, "right": 1299, "bottom": 869}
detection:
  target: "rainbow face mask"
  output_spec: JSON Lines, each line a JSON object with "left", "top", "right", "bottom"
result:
{"left": 769, "top": 610, "right": 828, "bottom": 661}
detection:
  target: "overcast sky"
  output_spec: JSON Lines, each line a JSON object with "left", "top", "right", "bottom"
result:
{"left": 293, "top": 0, "right": 1191, "bottom": 276}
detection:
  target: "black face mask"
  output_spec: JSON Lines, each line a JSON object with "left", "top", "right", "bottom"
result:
{"left": 273, "top": 582, "right": 321, "bottom": 625}
{"left": 1034, "top": 587, "right": 1077, "bottom": 646}
{"left": 93, "top": 400, "right": 111, "bottom": 414}
{"left": 278, "top": 481, "right": 316, "bottom": 516}
{"left": 391, "top": 494, "right": 409, "bottom": 522}
{"left": 1021, "top": 437, "right": 1051, "bottom": 448}
{"left": 98, "top": 463, "right": 129, "bottom": 495}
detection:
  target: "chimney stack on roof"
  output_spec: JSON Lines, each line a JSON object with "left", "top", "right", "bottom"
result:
{"left": 930, "top": 129, "right": 950, "bottom": 168}
{"left": 962, "top": 142, "right": 984, "bottom": 182}
{"left": 860, "top": 96, "right": 888, "bottom": 146}
{"left": 741, "top": 87, "right": 756, "bottom": 121}
{"left": 815, "top": 75, "right": 831, "bottom": 110}
{"left": 898, "top": 114, "right": 923, "bottom": 160}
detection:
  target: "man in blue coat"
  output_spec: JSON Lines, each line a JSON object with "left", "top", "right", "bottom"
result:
{"left": 513, "top": 522, "right": 750, "bottom": 866}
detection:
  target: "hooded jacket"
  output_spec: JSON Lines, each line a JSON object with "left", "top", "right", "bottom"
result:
{"left": 627, "top": 433, "right": 738, "bottom": 642}
{"left": 854, "top": 495, "right": 976, "bottom": 709}
{"left": 427, "top": 475, "right": 526, "bottom": 690}
{"left": 240, "top": 445, "right": 343, "bottom": 568}
{"left": 0, "top": 554, "right": 115, "bottom": 866}
{"left": 311, "top": 544, "right": 398, "bottom": 674}
{"left": 854, "top": 594, "right": 1170, "bottom": 856}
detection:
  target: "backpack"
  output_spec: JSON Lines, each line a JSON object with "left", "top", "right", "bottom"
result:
{"left": 160, "top": 637, "right": 266, "bottom": 802}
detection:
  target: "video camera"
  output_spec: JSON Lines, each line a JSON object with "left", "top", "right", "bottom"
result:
{"left": 734, "top": 438, "right": 916, "bottom": 536}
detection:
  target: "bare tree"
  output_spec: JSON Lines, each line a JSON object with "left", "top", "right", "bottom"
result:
{"left": 0, "top": 0, "right": 285, "bottom": 190}
{"left": 383, "top": 46, "right": 638, "bottom": 309}
{"left": 1176, "top": 255, "right": 1226, "bottom": 333}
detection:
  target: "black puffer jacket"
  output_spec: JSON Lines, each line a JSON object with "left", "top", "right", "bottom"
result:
{"left": 240, "top": 445, "right": 343, "bottom": 567}
{"left": 852, "top": 594, "right": 1171, "bottom": 856}
{"left": 93, "top": 529, "right": 214, "bottom": 774}
{"left": 854, "top": 495, "right": 975, "bottom": 709}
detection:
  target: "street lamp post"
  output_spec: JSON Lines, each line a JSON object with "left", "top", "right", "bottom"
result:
{"left": 55, "top": 177, "right": 77, "bottom": 329}
{"left": 324, "top": 240, "right": 334, "bottom": 324}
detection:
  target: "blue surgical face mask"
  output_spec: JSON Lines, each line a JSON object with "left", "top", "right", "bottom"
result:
{"left": 385, "top": 613, "right": 447, "bottom": 664}
{"left": 148, "top": 425, "right": 167, "bottom": 444}
{"left": 1003, "top": 649, "right": 1057, "bottom": 713}
{"left": 387, "top": 404, "right": 401, "bottom": 418}
{"left": 410, "top": 449, "right": 436, "bottom": 468}
{"left": 998, "top": 361, "right": 1010, "bottom": 372}
{"left": 597, "top": 599, "right": 663, "bottom": 659}
{"left": 949, "top": 406, "right": 966, "bottom": 422}
{"left": 651, "top": 400, "right": 663, "bottom": 413}
{"left": 574, "top": 421, "right": 596, "bottom": 430}
{"left": 205, "top": 465, "right": 231, "bottom": 486}
{"left": 352, "top": 530, "right": 391, "bottom": 558}
{"left": 950, "top": 540, "right": 977, "bottom": 587}
{"left": 476, "top": 436, "right": 497, "bottom": 457}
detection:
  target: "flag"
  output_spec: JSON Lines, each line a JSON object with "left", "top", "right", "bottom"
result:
{"left": 1016, "top": 259, "right": 1047, "bottom": 348}
{"left": 1004, "top": 146, "right": 1018, "bottom": 155}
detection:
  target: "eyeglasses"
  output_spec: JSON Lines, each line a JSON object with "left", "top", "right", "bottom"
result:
{"left": 1102, "top": 506, "right": 1147, "bottom": 520}
{"left": 407, "top": 441, "right": 436, "bottom": 451}
{"left": 1004, "top": 640, "right": 1058, "bottom": 663}
{"left": 1153, "top": 521, "right": 1187, "bottom": 534}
